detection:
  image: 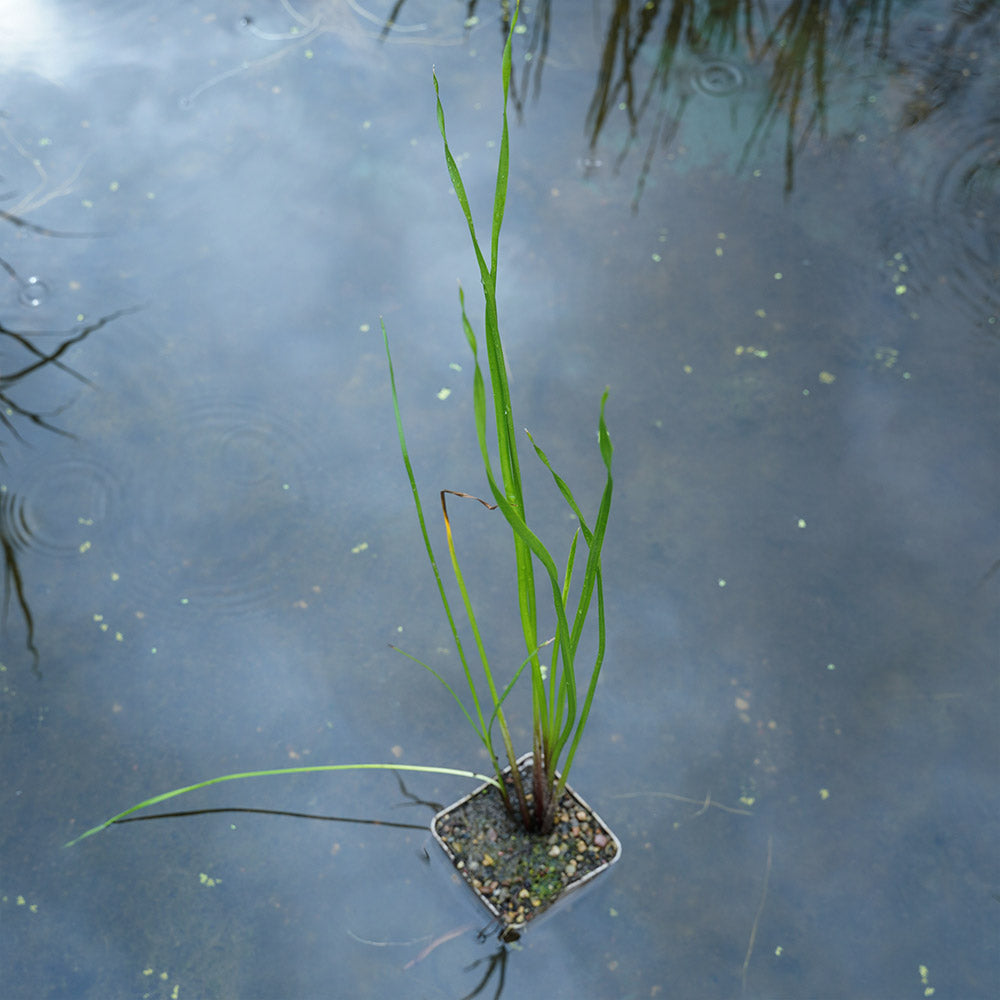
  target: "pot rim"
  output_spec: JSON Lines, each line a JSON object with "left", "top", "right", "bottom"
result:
{"left": 430, "top": 752, "right": 622, "bottom": 934}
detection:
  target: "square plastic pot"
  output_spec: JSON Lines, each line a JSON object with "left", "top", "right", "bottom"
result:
{"left": 432, "top": 753, "right": 621, "bottom": 939}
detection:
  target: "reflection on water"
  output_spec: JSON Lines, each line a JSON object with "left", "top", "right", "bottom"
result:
{"left": 110, "top": 397, "right": 322, "bottom": 618}
{"left": 882, "top": 0, "right": 1000, "bottom": 327}
{"left": 926, "top": 125, "right": 999, "bottom": 327}
{"left": 579, "top": 0, "right": 999, "bottom": 326}
{"left": 0, "top": 485, "right": 38, "bottom": 667}
{"left": 180, "top": 0, "right": 488, "bottom": 109}
{"left": 586, "top": 0, "right": 889, "bottom": 199}
{"left": 1, "top": 1, "right": 997, "bottom": 998}
{"left": 2, "top": 458, "right": 121, "bottom": 557}
{"left": 582, "top": 0, "right": 996, "bottom": 225}
{"left": 15, "top": 274, "right": 48, "bottom": 308}
{"left": 1, "top": 456, "right": 121, "bottom": 668}
{"left": 1, "top": 252, "right": 133, "bottom": 666}
{"left": 690, "top": 57, "right": 744, "bottom": 97}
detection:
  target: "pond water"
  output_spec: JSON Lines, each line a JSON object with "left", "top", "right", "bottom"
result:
{"left": 1, "top": 1, "right": 997, "bottom": 997}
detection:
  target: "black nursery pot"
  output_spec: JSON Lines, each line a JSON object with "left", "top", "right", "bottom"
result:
{"left": 431, "top": 753, "right": 621, "bottom": 938}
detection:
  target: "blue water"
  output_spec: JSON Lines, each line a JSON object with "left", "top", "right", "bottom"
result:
{"left": 1, "top": 1, "right": 997, "bottom": 997}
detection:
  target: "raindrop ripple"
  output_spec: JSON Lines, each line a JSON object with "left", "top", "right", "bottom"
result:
{"left": 112, "top": 399, "right": 322, "bottom": 618}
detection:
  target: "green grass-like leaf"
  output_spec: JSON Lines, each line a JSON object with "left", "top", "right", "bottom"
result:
{"left": 65, "top": 764, "right": 498, "bottom": 847}
{"left": 397, "top": 0, "right": 614, "bottom": 830}
{"left": 69, "top": 0, "right": 612, "bottom": 845}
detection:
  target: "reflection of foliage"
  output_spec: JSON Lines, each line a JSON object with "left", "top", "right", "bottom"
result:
{"left": 738, "top": 0, "right": 894, "bottom": 192}
{"left": 0, "top": 486, "right": 38, "bottom": 669}
{"left": 588, "top": 0, "right": 718, "bottom": 155}
{"left": 363, "top": 0, "right": 554, "bottom": 114}
{"left": 459, "top": 940, "right": 509, "bottom": 1000}
{"left": 502, "top": 0, "right": 553, "bottom": 116}
{"left": 587, "top": 0, "right": 729, "bottom": 207}
{"left": 0, "top": 306, "right": 132, "bottom": 674}
{"left": 738, "top": 0, "right": 836, "bottom": 193}
{"left": 0, "top": 303, "right": 133, "bottom": 452}
{"left": 586, "top": 0, "right": 896, "bottom": 202}
{"left": 895, "top": 0, "right": 999, "bottom": 128}
{"left": 0, "top": 116, "right": 90, "bottom": 218}
{"left": 1, "top": 208, "right": 135, "bottom": 671}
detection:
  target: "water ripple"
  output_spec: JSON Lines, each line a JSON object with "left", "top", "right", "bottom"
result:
{"left": 112, "top": 399, "right": 322, "bottom": 617}
{"left": 889, "top": 121, "right": 1000, "bottom": 330}
{"left": 691, "top": 59, "right": 745, "bottom": 98}
{"left": 880, "top": 3, "right": 1000, "bottom": 330}
{"left": 0, "top": 459, "right": 121, "bottom": 557}
{"left": 17, "top": 275, "right": 49, "bottom": 308}
{"left": 929, "top": 126, "right": 1000, "bottom": 327}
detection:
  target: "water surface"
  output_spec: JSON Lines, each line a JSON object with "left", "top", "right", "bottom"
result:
{"left": 1, "top": 1, "right": 997, "bottom": 997}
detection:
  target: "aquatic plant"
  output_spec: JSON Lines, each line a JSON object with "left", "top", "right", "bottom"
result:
{"left": 66, "top": 0, "right": 612, "bottom": 847}
{"left": 383, "top": 0, "right": 613, "bottom": 834}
